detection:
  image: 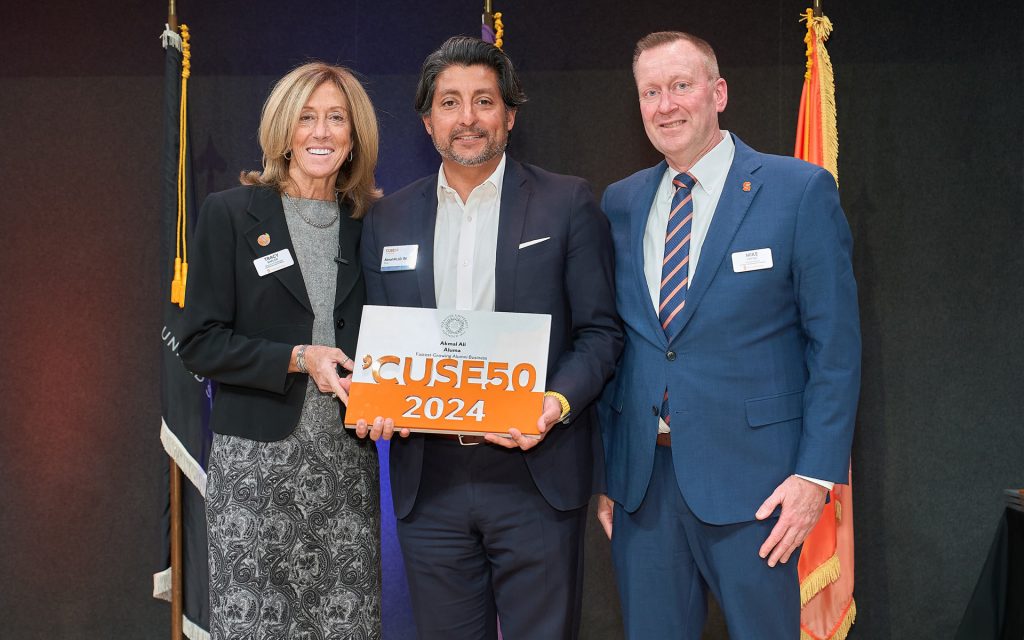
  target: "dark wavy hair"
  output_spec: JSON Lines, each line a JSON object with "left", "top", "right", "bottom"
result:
{"left": 414, "top": 36, "right": 528, "bottom": 115}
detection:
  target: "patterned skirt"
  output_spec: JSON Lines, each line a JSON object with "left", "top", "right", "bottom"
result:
{"left": 205, "top": 383, "right": 381, "bottom": 640}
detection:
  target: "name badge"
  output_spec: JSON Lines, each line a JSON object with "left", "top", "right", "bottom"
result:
{"left": 253, "top": 249, "right": 295, "bottom": 277}
{"left": 731, "top": 248, "right": 773, "bottom": 273}
{"left": 381, "top": 244, "right": 418, "bottom": 272}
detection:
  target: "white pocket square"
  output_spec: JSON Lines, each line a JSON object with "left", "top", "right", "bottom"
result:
{"left": 518, "top": 237, "right": 551, "bottom": 249}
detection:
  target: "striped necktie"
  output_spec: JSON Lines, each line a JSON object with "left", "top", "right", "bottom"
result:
{"left": 659, "top": 172, "right": 696, "bottom": 340}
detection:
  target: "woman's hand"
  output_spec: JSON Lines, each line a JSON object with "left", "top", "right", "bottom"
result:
{"left": 291, "top": 344, "right": 355, "bottom": 402}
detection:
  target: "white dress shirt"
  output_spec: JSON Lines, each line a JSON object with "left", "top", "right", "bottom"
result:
{"left": 642, "top": 132, "right": 831, "bottom": 490}
{"left": 642, "top": 131, "right": 734, "bottom": 310}
{"left": 433, "top": 154, "right": 506, "bottom": 311}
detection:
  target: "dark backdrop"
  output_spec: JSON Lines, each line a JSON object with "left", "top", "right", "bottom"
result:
{"left": 1, "top": 0, "right": 1021, "bottom": 637}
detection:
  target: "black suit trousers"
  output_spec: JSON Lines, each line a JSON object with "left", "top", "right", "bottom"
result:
{"left": 396, "top": 438, "right": 587, "bottom": 640}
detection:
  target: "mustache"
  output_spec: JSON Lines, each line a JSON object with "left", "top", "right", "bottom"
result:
{"left": 448, "top": 126, "right": 488, "bottom": 141}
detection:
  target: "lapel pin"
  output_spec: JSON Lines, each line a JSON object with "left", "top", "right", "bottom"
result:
{"left": 742, "top": 181, "right": 751, "bottom": 192}
{"left": 257, "top": 233, "right": 271, "bottom": 247}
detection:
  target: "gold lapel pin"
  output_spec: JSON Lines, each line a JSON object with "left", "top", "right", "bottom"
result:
{"left": 742, "top": 181, "right": 752, "bottom": 192}
{"left": 257, "top": 233, "right": 271, "bottom": 247}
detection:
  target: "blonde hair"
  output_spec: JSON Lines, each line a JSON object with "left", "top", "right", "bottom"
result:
{"left": 241, "top": 62, "right": 381, "bottom": 219}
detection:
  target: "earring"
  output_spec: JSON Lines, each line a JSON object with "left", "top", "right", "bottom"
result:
{"left": 284, "top": 150, "right": 292, "bottom": 160}
{"left": 348, "top": 151, "right": 354, "bottom": 162}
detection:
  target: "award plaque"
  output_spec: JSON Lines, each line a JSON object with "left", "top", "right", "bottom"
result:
{"left": 345, "top": 305, "right": 551, "bottom": 436}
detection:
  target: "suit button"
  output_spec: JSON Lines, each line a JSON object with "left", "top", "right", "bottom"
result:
{"left": 651, "top": 405, "right": 659, "bottom": 416}
{"left": 335, "top": 318, "right": 346, "bottom": 329}
{"left": 666, "top": 351, "right": 676, "bottom": 361}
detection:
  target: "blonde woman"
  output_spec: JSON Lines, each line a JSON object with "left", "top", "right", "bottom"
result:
{"left": 181, "top": 62, "right": 383, "bottom": 639}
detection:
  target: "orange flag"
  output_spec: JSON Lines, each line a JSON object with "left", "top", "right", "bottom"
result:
{"left": 794, "top": 9, "right": 857, "bottom": 640}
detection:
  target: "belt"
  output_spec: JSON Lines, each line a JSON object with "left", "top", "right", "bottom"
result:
{"left": 431, "top": 433, "right": 488, "bottom": 446}
{"left": 656, "top": 432, "right": 672, "bottom": 447}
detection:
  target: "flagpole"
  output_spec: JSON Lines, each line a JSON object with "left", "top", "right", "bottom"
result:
{"left": 482, "top": 1, "right": 495, "bottom": 38}
{"left": 166, "top": 6, "right": 184, "bottom": 640}
{"left": 170, "top": 456, "right": 184, "bottom": 640}
{"left": 813, "top": 0, "right": 822, "bottom": 17}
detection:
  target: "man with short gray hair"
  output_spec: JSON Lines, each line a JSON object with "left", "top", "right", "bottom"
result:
{"left": 597, "top": 31, "right": 860, "bottom": 639}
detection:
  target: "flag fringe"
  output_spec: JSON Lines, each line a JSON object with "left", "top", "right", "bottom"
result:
{"left": 182, "top": 613, "right": 211, "bottom": 640}
{"left": 153, "top": 566, "right": 172, "bottom": 601}
{"left": 800, "top": 550, "right": 840, "bottom": 605}
{"left": 160, "top": 418, "right": 208, "bottom": 496}
{"left": 806, "top": 11, "right": 839, "bottom": 184}
{"left": 154, "top": 570, "right": 212, "bottom": 640}
{"left": 801, "top": 597, "right": 857, "bottom": 640}
{"left": 160, "top": 24, "right": 181, "bottom": 51}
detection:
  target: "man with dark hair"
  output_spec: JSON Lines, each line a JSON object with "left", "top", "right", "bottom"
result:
{"left": 597, "top": 31, "right": 860, "bottom": 638}
{"left": 361, "top": 36, "right": 622, "bottom": 639}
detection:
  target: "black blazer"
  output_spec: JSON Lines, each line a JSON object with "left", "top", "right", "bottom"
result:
{"left": 361, "top": 158, "right": 623, "bottom": 518}
{"left": 180, "top": 185, "right": 365, "bottom": 442}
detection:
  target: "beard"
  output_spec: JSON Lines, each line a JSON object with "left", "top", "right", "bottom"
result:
{"left": 433, "top": 126, "right": 508, "bottom": 167}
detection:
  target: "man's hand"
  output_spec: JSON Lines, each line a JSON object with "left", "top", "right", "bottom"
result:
{"left": 596, "top": 494, "right": 615, "bottom": 540}
{"left": 484, "top": 395, "right": 561, "bottom": 450}
{"left": 755, "top": 475, "right": 828, "bottom": 567}
{"left": 353, "top": 415, "right": 411, "bottom": 441}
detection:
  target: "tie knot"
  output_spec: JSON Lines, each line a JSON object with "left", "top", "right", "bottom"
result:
{"left": 673, "top": 172, "right": 696, "bottom": 192}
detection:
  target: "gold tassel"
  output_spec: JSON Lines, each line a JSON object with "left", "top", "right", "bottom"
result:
{"left": 494, "top": 11, "right": 504, "bottom": 49}
{"left": 800, "top": 551, "right": 841, "bottom": 606}
{"left": 178, "top": 262, "right": 188, "bottom": 309}
{"left": 175, "top": 25, "right": 191, "bottom": 307}
{"left": 171, "top": 257, "right": 183, "bottom": 304}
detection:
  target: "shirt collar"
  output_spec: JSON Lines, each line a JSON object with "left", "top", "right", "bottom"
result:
{"left": 663, "top": 130, "right": 735, "bottom": 197}
{"left": 437, "top": 153, "right": 507, "bottom": 203}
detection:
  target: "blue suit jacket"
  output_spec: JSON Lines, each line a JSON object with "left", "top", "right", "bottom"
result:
{"left": 361, "top": 157, "right": 623, "bottom": 519}
{"left": 599, "top": 135, "right": 860, "bottom": 525}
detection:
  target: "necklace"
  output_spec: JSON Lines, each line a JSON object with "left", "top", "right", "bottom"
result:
{"left": 283, "top": 192, "right": 339, "bottom": 229}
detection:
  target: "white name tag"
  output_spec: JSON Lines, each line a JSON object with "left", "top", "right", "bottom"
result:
{"left": 381, "top": 244, "right": 418, "bottom": 272}
{"left": 253, "top": 249, "right": 295, "bottom": 277}
{"left": 731, "top": 248, "right": 773, "bottom": 272}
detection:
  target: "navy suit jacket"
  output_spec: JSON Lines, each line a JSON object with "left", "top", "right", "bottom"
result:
{"left": 181, "top": 185, "right": 366, "bottom": 442}
{"left": 361, "top": 157, "right": 623, "bottom": 519}
{"left": 599, "top": 135, "right": 861, "bottom": 525}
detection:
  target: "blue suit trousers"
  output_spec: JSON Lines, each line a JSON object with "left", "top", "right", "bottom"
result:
{"left": 611, "top": 446, "right": 800, "bottom": 639}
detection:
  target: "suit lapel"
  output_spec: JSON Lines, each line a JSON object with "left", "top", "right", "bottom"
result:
{"left": 631, "top": 162, "right": 669, "bottom": 347}
{"left": 494, "top": 159, "right": 529, "bottom": 312}
{"left": 669, "top": 136, "right": 763, "bottom": 340}
{"left": 334, "top": 201, "right": 362, "bottom": 310}
{"left": 243, "top": 187, "right": 312, "bottom": 313}
{"left": 415, "top": 178, "right": 439, "bottom": 308}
